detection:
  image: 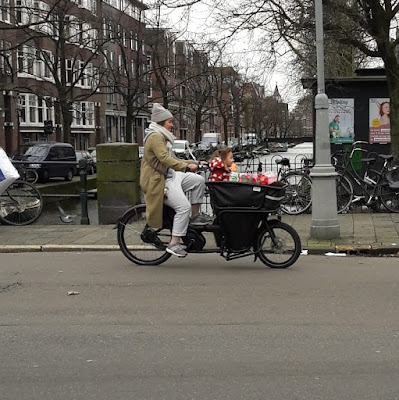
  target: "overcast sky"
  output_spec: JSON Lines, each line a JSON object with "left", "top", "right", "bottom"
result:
{"left": 146, "top": 1, "right": 301, "bottom": 107}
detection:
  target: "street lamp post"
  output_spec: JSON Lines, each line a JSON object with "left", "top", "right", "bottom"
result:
{"left": 309, "top": 0, "right": 340, "bottom": 239}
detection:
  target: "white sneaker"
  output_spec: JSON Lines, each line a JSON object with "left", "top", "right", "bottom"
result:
{"left": 166, "top": 243, "right": 188, "bottom": 258}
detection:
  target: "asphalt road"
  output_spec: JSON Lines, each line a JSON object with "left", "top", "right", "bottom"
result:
{"left": 1, "top": 252, "right": 399, "bottom": 400}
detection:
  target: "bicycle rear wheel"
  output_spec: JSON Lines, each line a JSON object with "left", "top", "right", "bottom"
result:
{"left": 280, "top": 172, "right": 312, "bottom": 215}
{"left": 379, "top": 181, "right": 399, "bottom": 212}
{"left": 257, "top": 220, "right": 301, "bottom": 268}
{"left": 117, "top": 204, "right": 172, "bottom": 265}
{"left": 336, "top": 173, "right": 353, "bottom": 213}
{"left": 0, "top": 180, "right": 43, "bottom": 225}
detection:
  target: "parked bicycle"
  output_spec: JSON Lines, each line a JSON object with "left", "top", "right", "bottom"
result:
{"left": 117, "top": 180, "right": 301, "bottom": 268}
{"left": 275, "top": 157, "right": 313, "bottom": 215}
{"left": 13, "top": 162, "right": 39, "bottom": 184}
{"left": 0, "top": 179, "right": 43, "bottom": 225}
{"left": 332, "top": 141, "right": 399, "bottom": 213}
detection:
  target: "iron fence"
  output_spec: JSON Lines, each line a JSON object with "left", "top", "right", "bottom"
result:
{"left": 11, "top": 159, "right": 91, "bottom": 224}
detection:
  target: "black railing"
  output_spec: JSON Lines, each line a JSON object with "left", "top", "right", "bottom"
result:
{"left": 11, "top": 159, "right": 91, "bottom": 225}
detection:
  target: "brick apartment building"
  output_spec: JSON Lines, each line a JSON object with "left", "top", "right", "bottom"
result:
{"left": 0, "top": 0, "right": 149, "bottom": 154}
{"left": 0, "top": 0, "right": 298, "bottom": 155}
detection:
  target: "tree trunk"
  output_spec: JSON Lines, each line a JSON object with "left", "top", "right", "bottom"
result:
{"left": 125, "top": 102, "right": 134, "bottom": 143}
{"left": 222, "top": 116, "right": 228, "bottom": 142}
{"left": 195, "top": 109, "right": 202, "bottom": 142}
{"left": 385, "top": 67, "right": 399, "bottom": 164}
{"left": 59, "top": 98, "right": 72, "bottom": 144}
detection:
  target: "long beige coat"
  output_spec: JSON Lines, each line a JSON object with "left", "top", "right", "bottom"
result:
{"left": 140, "top": 133, "right": 192, "bottom": 229}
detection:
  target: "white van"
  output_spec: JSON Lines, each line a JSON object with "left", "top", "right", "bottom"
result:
{"left": 172, "top": 140, "right": 191, "bottom": 159}
{"left": 199, "top": 133, "right": 221, "bottom": 151}
{"left": 245, "top": 133, "right": 258, "bottom": 146}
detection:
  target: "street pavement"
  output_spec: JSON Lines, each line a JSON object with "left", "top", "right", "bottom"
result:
{"left": 0, "top": 212, "right": 398, "bottom": 255}
{"left": 1, "top": 252, "right": 399, "bottom": 399}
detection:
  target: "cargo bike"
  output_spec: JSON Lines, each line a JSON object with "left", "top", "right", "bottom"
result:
{"left": 117, "top": 181, "right": 301, "bottom": 268}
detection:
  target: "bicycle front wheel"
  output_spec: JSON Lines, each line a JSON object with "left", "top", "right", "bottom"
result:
{"left": 25, "top": 169, "right": 39, "bottom": 184}
{"left": 336, "top": 173, "right": 353, "bottom": 214}
{"left": 257, "top": 220, "right": 301, "bottom": 268}
{"left": 0, "top": 180, "right": 43, "bottom": 225}
{"left": 379, "top": 181, "right": 399, "bottom": 212}
{"left": 117, "top": 204, "right": 172, "bottom": 265}
{"left": 280, "top": 172, "right": 312, "bottom": 215}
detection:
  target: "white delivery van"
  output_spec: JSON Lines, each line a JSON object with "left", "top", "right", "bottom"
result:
{"left": 199, "top": 133, "right": 221, "bottom": 152}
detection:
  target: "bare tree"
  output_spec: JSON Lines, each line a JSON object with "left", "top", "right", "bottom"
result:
{"left": 180, "top": 47, "right": 215, "bottom": 143}
{"left": 0, "top": 0, "right": 106, "bottom": 144}
{"left": 208, "top": 0, "right": 399, "bottom": 158}
{"left": 100, "top": 11, "right": 150, "bottom": 143}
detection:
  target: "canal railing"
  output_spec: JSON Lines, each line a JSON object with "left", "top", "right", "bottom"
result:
{"left": 11, "top": 159, "right": 93, "bottom": 225}
{"left": 10, "top": 153, "right": 315, "bottom": 225}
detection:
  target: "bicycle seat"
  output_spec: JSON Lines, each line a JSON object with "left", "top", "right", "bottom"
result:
{"left": 379, "top": 154, "right": 394, "bottom": 162}
{"left": 275, "top": 158, "right": 290, "bottom": 167}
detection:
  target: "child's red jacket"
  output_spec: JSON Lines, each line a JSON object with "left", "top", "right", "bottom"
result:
{"left": 209, "top": 156, "right": 231, "bottom": 181}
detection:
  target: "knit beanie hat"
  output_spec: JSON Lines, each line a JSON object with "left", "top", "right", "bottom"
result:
{"left": 151, "top": 103, "right": 173, "bottom": 123}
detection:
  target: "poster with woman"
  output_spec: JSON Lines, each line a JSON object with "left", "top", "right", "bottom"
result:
{"left": 369, "top": 98, "right": 390, "bottom": 144}
{"left": 328, "top": 99, "right": 354, "bottom": 144}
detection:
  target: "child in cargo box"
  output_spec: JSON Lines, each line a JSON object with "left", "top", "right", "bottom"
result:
{"left": 209, "top": 147, "right": 234, "bottom": 182}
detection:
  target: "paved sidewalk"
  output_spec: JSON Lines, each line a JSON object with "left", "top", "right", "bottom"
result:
{"left": 0, "top": 213, "right": 398, "bottom": 255}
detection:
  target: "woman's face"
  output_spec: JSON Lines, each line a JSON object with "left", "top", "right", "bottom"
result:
{"left": 223, "top": 151, "right": 234, "bottom": 168}
{"left": 163, "top": 118, "right": 174, "bottom": 132}
{"left": 381, "top": 103, "right": 390, "bottom": 116}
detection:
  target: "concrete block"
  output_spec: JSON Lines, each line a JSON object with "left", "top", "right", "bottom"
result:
{"left": 97, "top": 142, "right": 139, "bottom": 161}
{"left": 97, "top": 143, "right": 141, "bottom": 224}
{"left": 96, "top": 161, "right": 139, "bottom": 182}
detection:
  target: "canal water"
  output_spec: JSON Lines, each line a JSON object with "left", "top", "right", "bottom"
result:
{"left": 38, "top": 197, "right": 99, "bottom": 225}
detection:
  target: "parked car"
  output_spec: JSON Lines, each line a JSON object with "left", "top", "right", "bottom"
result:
{"left": 12, "top": 142, "right": 77, "bottom": 182}
{"left": 227, "top": 137, "right": 240, "bottom": 152}
{"left": 90, "top": 149, "right": 97, "bottom": 171}
{"left": 172, "top": 140, "right": 191, "bottom": 159}
{"left": 200, "top": 133, "right": 221, "bottom": 152}
{"left": 270, "top": 142, "right": 288, "bottom": 152}
{"left": 76, "top": 150, "right": 95, "bottom": 175}
{"left": 139, "top": 146, "right": 144, "bottom": 159}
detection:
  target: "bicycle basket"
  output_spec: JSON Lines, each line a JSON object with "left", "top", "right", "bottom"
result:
{"left": 385, "top": 167, "right": 399, "bottom": 189}
{"left": 217, "top": 209, "right": 262, "bottom": 253}
{"left": 206, "top": 181, "right": 286, "bottom": 212}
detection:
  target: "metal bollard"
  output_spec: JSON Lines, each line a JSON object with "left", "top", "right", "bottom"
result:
{"left": 79, "top": 159, "right": 90, "bottom": 225}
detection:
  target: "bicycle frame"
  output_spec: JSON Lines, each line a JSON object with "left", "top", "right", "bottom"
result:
{"left": 333, "top": 141, "right": 394, "bottom": 205}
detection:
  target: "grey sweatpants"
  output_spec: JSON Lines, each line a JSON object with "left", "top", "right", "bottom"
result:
{"left": 164, "top": 171, "right": 205, "bottom": 237}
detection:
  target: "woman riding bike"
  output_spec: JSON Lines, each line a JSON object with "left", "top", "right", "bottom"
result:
{"left": 140, "top": 103, "right": 209, "bottom": 258}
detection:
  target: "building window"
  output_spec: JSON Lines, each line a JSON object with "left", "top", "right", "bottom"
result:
{"left": 0, "top": 40, "right": 11, "bottom": 74}
{"left": 42, "top": 50, "right": 52, "bottom": 78}
{"left": 106, "top": 115, "right": 112, "bottom": 142}
{"left": 73, "top": 101, "right": 94, "bottom": 127}
{"left": 15, "top": 0, "right": 31, "bottom": 25}
{"left": 18, "top": 93, "right": 54, "bottom": 125}
{"left": 17, "top": 46, "right": 53, "bottom": 79}
{"left": 120, "top": 116, "right": 126, "bottom": 142}
{"left": 130, "top": 33, "right": 138, "bottom": 51}
{"left": 66, "top": 59, "right": 74, "bottom": 84}
{"left": 17, "top": 45, "right": 35, "bottom": 75}
{"left": 0, "top": 0, "right": 10, "bottom": 23}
